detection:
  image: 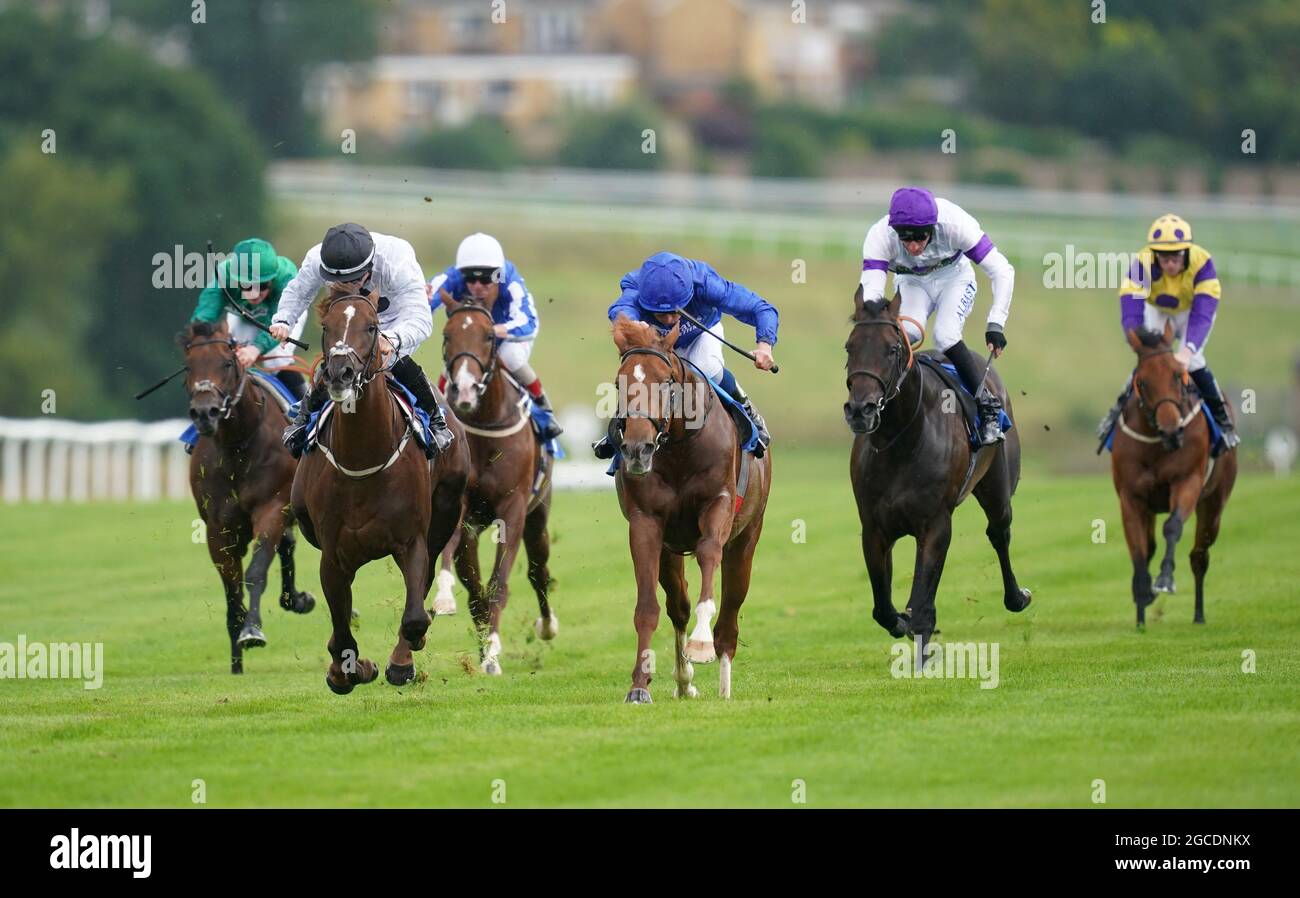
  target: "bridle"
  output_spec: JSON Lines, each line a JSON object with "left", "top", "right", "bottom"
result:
{"left": 845, "top": 314, "right": 924, "bottom": 430}
{"left": 1124, "top": 349, "right": 1200, "bottom": 446}
{"left": 321, "top": 292, "right": 384, "bottom": 393}
{"left": 613, "top": 346, "right": 714, "bottom": 455}
{"left": 185, "top": 337, "right": 250, "bottom": 423}
{"left": 443, "top": 302, "right": 499, "bottom": 396}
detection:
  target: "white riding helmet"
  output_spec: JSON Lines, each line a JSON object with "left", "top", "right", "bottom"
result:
{"left": 455, "top": 232, "right": 505, "bottom": 272}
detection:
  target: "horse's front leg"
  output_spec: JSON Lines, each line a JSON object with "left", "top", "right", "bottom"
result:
{"left": 1154, "top": 477, "right": 1202, "bottom": 596}
{"left": 862, "top": 526, "right": 903, "bottom": 637}
{"left": 1119, "top": 492, "right": 1155, "bottom": 627}
{"left": 386, "top": 536, "right": 431, "bottom": 686}
{"left": 276, "top": 526, "right": 316, "bottom": 614}
{"left": 321, "top": 556, "right": 378, "bottom": 695}
{"left": 625, "top": 512, "right": 664, "bottom": 703}
{"left": 684, "top": 494, "right": 731, "bottom": 664}
{"left": 238, "top": 505, "right": 291, "bottom": 650}
{"left": 904, "top": 515, "right": 953, "bottom": 662}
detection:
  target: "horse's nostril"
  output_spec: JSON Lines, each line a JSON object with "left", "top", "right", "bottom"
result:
{"left": 189, "top": 409, "right": 199, "bottom": 420}
{"left": 207, "top": 407, "right": 221, "bottom": 418}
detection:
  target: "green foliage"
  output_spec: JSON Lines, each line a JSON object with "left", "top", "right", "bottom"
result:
{"left": 406, "top": 118, "right": 520, "bottom": 171}
{"left": 752, "top": 121, "right": 822, "bottom": 179}
{"left": 0, "top": 7, "right": 264, "bottom": 419}
{"left": 557, "top": 102, "right": 666, "bottom": 170}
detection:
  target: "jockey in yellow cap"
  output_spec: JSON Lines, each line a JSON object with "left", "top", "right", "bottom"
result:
{"left": 1098, "top": 214, "right": 1239, "bottom": 450}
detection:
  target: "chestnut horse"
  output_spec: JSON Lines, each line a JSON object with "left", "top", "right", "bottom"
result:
{"left": 1111, "top": 322, "right": 1236, "bottom": 627}
{"left": 843, "top": 289, "right": 1032, "bottom": 656}
{"left": 437, "top": 293, "right": 558, "bottom": 675}
{"left": 291, "top": 286, "right": 469, "bottom": 693}
{"left": 179, "top": 320, "right": 315, "bottom": 674}
{"left": 610, "top": 317, "right": 771, "bottom": 703}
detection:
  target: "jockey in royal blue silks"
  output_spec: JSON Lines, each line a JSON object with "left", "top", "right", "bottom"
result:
{"left": 594, "top": 251, "right": 779, "bottom": 459}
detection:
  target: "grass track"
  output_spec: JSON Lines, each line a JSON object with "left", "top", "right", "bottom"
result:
{"left": 1, "top": 448, "right": 1297, "bottom": 807}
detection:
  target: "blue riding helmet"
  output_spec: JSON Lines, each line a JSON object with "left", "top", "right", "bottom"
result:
{"left": 635, "top": 252, "right": 694, "bottom": 313}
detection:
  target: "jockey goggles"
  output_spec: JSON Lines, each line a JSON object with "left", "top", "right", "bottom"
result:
{"left": 893, "top": 225, "right": 934, "bottom": 243}
{"left": 459, "top": 267, "right": 500, "bottom": 286}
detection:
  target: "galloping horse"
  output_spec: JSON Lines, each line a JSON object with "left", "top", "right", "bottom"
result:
{"left": 291, "top": 285, "right": 469, "bottom": 693}
{"left": 610, "top": 317, "right": 771, "bottom": 703}
{"left": 843, "top": 288, "right": 1031, "bottom": 655}
{"left": 437, "top": 292, "right": 558, "bottom": 675}
{"left": 179, "top": 320, "right": 315, "bottom": 674}
{"left": 1110, "top": 322, "right": 1236, "bottom": 627}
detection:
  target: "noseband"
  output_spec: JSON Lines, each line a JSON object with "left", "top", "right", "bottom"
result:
{"left": 614, "top": 346, "right": 713, "bottom": 454}
{"left": 185, "top": 337, "right": 249, "bottom": 421}
{"left": 1129, "top": 349, "right": 1199, "bottom": 442}
{"left": 846, "top": 315, "right": 923, "bottom": 417}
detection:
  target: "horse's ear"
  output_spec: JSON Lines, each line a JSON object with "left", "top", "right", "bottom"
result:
{"left": 175, "top": 330, "right": 191, "bottom": 351}
{"left": 1162, "top": 319, "right": 1175, "bottom": 346}
{"left": 661, "top": 320, "right": 681, "bottom": 349}
{"left": 1126, "top": 328, "right": 1144, "bottom": 353}
{"left": 853, "top": 282, "right": 865, "bottom": 313}
{"left": 887, "top": 290, "right": 902, "bottom": 318}
{"left": 611, "top": 315, "right": 636, "bottom": 354}
{"left": 439, "top": 288, "right": 458, "bottom": 311}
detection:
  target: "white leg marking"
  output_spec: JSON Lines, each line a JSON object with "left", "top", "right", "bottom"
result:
{"left": 481, "top": 631, "right": 502, "bottom": 675}
{"left": 432, "top": 567, "right": 457, "bottom": 615}
{"left": 673, "top": 628, "right": 697, "bottom": 699}
{"left": 533, "top": 613, "right": 560, "bottom": 640}
{"left": 685, "top": 598, "right": 717, "bottom": 663}
{"left": 719, "top": 653, "right": 732, "bottom": 699}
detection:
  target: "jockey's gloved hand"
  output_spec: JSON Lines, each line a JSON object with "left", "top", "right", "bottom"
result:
{"left": 985, "top": 324, "right": 1007, "bottom": 355}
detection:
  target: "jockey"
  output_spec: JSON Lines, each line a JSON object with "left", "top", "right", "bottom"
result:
{"left": 1098, "top": 213, "right": 1239, "bottom": 449}
{"left": 190, "top": 237, "right": 307, "bottom": 400}
{"left": 859, "top": 186, "right": 1016, "bottom": 445}
{"left": 427, "top": 232, "right": 563, "bottom": 441}
{"left": 271, "top": 222, "right": 455, "bottom": 459}
{"left": 593, "top": 251, "right": 779, "bottom": 458}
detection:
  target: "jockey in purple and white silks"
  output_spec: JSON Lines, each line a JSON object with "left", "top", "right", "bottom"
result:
{"left": 859, "top": 186, "right": 1016, "bottom": 445}
{"left": 593, "top": 251, "right": 779, "bottom": 459}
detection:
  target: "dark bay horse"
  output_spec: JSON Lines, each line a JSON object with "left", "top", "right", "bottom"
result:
{"left": 843, "top": 288, "right": 1031, "bottom": 655}
{"left": 610, "top": 317, "right": 771, "bottom": 703}
{"left": 437, "top": 291, "right": 557, "bottom": 675}
{"left": 291, "top": 286, "right": 469, "bottom": 693}
{"left": 1111, "top": 322, "right": 1237, "bottom": 627}
{"left": 179, "top": 320, "right": 315, "bottom": 674}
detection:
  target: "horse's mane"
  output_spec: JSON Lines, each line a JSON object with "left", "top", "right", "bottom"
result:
{"left": 1135, "top": 328, "right": 1166, "bottom": 349}
{"left": 612, "top": 316, "right": 659, "bottom": 349}
{"left": 176, "top": 319, "right": 224, "bottom": 349}
{"left": 852, "top": 298, "right": 891, "bottom": 322}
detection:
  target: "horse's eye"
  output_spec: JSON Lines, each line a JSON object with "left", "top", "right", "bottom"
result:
{"left": 368, "top": 324, "right": 377, "bottom": 333}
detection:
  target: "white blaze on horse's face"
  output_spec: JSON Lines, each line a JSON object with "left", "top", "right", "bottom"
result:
{"left": 453, "top": 359, "right": 480, "bottom": 413}
{"left": 633, "top": 364, "right": 646, "bottom": 383}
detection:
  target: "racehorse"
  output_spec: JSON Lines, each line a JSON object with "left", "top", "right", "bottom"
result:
{"left": 436, "top": 292, "right": 558, "bottom": 675}
{"left": 1110, "top": 322, "right": 1236, "bottom": 627}
{"left": 843, "top": 288, "right": 1031, "bottom": 656}
{"left": 179, "top": 320, "right": 315, "bottom": 674}
{"left": 610, "top": 317, "right": 771, "bottom": 703}
{"left": 291, "top": 285, "right": 469, "bottom": 693}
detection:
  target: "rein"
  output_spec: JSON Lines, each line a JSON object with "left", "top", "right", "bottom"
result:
{"left": 614, "top": 346, "right": 715, "bottom": 453}
{"left": 444, "top": 302, "right": 533, "bottom": 437}
{"left": 846, "top": 314, "right": 925, "bottom": 426}
{"left": 1121, "top": 349, "right": 1200, "bottom": 445}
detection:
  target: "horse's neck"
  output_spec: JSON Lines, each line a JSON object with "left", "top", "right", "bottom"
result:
{"left": 665, "top": 363, "right": 724, "bottom": 457}
{"left": 215, "top": 378, "right": 262, "bottom": 451}
{"left": 474, "top": 361, "right": 522, "bottom": 425}
{"left": 332, "top": 377, "right": 399, "bottom": 459}
{"left": 872, "top": 362, "right": 928, "bottom": 452}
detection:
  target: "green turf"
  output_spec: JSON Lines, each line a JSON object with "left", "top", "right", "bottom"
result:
{"left": 2, "top": 449, "right": 1297, "bottom": 807}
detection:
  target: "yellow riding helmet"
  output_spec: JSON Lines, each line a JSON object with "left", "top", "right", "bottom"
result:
{"left": 1147, "top": 213, "right": 1193, "bottom": 251}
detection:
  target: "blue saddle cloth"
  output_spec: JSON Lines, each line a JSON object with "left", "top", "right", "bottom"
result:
{"left": 299, "top": 377, "right": 434, "bottom": 455}
{"left": 179, "top": 369, "right": 300, "bottom": 448}
{"left": 920, "top": 358, "right": 1015, "bottom": 449}
{"left": 606, "top": 366, "right": 760, "bottom": 476}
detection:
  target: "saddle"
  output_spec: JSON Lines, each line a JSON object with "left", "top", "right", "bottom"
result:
{"left": 914, "top": 352, "right": 1013, "bottom": 449}
{"left": 303, "top": 377, "right": 434, "bottom": 456}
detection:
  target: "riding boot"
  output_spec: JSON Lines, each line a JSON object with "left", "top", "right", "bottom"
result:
{"left": 391, "top": 357, "right": 455, "bottom": 459}
{"left": 724, "top": 374, "right": 771, "bottom": 457}
{"left": 1190, "top": 367, "right": 1240, "bottom": 450}
{"left": 945, "top": 340, "right": 1003, "bottom": 445}
{"left": 283, "top": 380, "right": 327, "bottom": 458}
{"left": 530, "top": 387, "right": 565, "bottom": 441}
{"left": 1096, "top": 383, "right": 1131, "bottom": 454}
{"left": 274, "top": 369, "right": 308, "bottom": 402}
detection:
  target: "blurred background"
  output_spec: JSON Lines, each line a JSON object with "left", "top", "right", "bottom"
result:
{"left": 2, "top": 0, "right": 1298, "bottom": 500}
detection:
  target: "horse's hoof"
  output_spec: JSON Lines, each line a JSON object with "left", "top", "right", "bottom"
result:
{"left": 673, "top": 683, "right": 698, "bottom": 699}
{"left": 432, "top": 594, "right": 457, "bottom": 616}
{"left": 1006, "top": 588, "right": 1032, "bottom": 613}
{"left": 357, "top": 659, "right": 380, "bottom": 685}
{"left": 1194, "top": 615, "right": 1206, "bottom": 624}
{"left": 889, "top": 610, "right": 912, "bottom": 639}
{"left": 326, "top": 675, "right": 354, "bottom": 695}
{"left": 625, "top": 688, "right": 652, "bottom": 704}
{"left": 1153, "top": 576, "right": 1175, "bottom": 594}
{"left": 294, "top": 591, "right": 315, "bottom": 614}
{"left": 237, "top": 626, "right": 266, "bottom": 649}
{"left": 231, "top": 663, "right": 243, "bottom": 675}
{"left": 385, "top": 661, "right": 416, "bottom": 687}
{"left": 684, "top": 639, "right": 716, "bottom": 664}
{"left": 481, "top": 658, "right": 502, "bottom": 676}
{"left": 534, "top": 614, "right": 560, "bottom": 640}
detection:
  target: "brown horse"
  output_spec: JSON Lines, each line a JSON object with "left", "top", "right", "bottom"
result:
{"left": 179, "top": 320, "right": 315, "bottom": 674}
{"left": 436, "top": 293, "right": 558, "bottom": 675}
{"left": 1111, "top": 322, "right": 1237, "bottom": 627}
{"left": 843, "top": 289, "right": 1032, "bottom": 656}
{"left": 291, "top": 285, "right": 469, "bottom": 693}
{"left": 609, "top": 317, "right": 771, "bottom": 703}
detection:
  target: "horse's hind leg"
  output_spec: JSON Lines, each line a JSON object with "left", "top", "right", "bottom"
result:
{"left": 524, "top": 491, "right": 559, "bottom": 640}
{"left": 429, "top": 483, "right": 466, "bottom": 616}
{"left": 207, "top": 538, "right": 246, "bottom": 674}
{"left": 276, "top": 526, "right": 315, "bottom": 614}
{"left": 432, "top": 526, "right": 461, "bottom": 616}
{"left": 1190, "top": 486, "right": 1229, "bottom": 625}
{"left": 715, "top": 518, "right": 764, "bottom": 700}
{"left": 455, "top": 525, "right": 487, "bottom": 635}
{"left": 862, "top": 528, "right": 904, "bottom": 638}
{"left": 321, "top": 557, "right": 378, "bottom": 695}
{"left": 972, "top": 451, "right": 1032, "bottom": 613}
{"left": 480, "top": 502, "right": 527, "bottom": 675}
{"left": 659, "top": 550, "right": 696, "bottom": 699}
